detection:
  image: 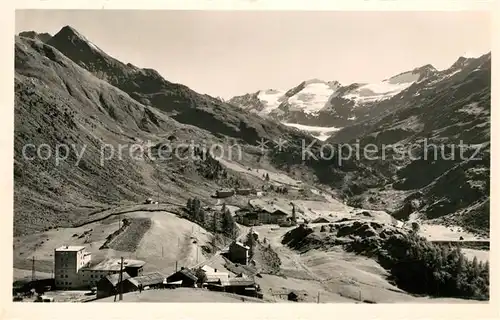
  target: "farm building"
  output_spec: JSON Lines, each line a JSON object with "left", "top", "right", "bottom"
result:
{"left": 288, "top": 291, "right": 299, "bottom": 301}
{"left": 271, "top": 289, "right": 307, "bottom": 301}
{"left": 199, "top": 265, "right": 230, "bottom": 286}
{"left": 235, "top": 188, "right": 254, "bottom": 196}
{"left": 234, "top": 207, "right": 289, "bottom": 226}
{"left": 234, "top": 209, "right": 259, "bottom": 226}
{"left": 269, "top": 209, "right": 288, "bottom": 224}
{"left": 164, "top": 280, "right": 182, "bottom": 289}
{"left": 80, "top": 258, "right": 145, "bottom": 287}
{"left": 166, "top": 268, "right": 198, "bottom": 287}
{"left": 130, "top": 272, "right": 167, "bottom": 290}
{"left": 311, "top": 217, "right": 330, "bottom": 224}
{"left": 225, "top": 277, "right": 259, "bottom": 297}
{"left": 227, "top": 241, "right": 250, "bottom": 265}
{"left": 96, "top": 272, "right": 138, "bottom": 299}
{"left": 215, "top": 189, "right": 235, "bottom": 198}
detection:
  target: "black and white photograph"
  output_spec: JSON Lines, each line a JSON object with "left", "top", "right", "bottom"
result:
{"left": 8, "top": 5, "right": 493, "bottom": 308}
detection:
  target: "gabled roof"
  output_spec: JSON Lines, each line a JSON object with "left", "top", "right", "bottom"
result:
{"left": 231, "top": 241, "right": 250, "bottom": 250}
{"left": 227, "top": 277, "right": 255, "bottom": 287}
{"left": 103, "top": 272, "right": 131, "bottom": 287}
{"left": 55, "top": 245, "right": 86, "bottom": 252}
{"left": 205, "top": 273, "right": 230, "bottom": 286}
{"left": 131, "top": 272, "right": 166, "bottom": 286}
{"left": 271, "top": 209, "right": 288, "bottom": 216}
{"left": 201, "top": 265, "right": 215, "bottom": 273}
{"left": 84, "top": 258, "right": 146, "bottom": 271}
{"left": 125, "top": 277, "right": 140, "bottom": 287}
{"left": 180, "top": 268, "right": 198, "bottom": 281}
{"left": 167, "top": 268, "right": 198, "bottom": 282}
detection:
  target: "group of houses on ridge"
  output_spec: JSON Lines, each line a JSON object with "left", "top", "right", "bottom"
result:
{"left": 234, "top": 200, "right": 300, "bottom": 227}
{"left": 213, "top": 188, "right": 262, "bottom": 199}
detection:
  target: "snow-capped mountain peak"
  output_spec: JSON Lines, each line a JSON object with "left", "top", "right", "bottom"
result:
{"left": 286, "top": 79, "right": 342, "bottom": 115}
{"left": 257, "top": 89, "right": 287, "bottom": 114}
{"left": 228, "top": 56, "right": 484, "bottom": 140}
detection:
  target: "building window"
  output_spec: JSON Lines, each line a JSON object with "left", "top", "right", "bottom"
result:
{"left": 65, "top": 275, "right": 68, "bottom": 278}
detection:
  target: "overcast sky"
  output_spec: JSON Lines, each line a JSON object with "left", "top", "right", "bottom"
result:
{"left": 16, "top": 10, "right": 491, "bottom": 98}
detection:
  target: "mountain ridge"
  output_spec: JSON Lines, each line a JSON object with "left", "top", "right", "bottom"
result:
{"left": 228, "top": 55, "right": 488, "bottom": 136}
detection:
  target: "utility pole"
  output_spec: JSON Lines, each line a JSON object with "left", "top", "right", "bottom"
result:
{"left": 175, "top": 261, "right": 178, "bottom": 273}
{"left": 119, "top": 257, "right": 124, "bottom": 301}
{"left": 317, "top": 292, "right": 320, "bottom": 303}
{"left": 31, "top": 256, "right": 35, "bottom": 282}
{"left": 162, "top": 246, "right": 164, "bottom": 258}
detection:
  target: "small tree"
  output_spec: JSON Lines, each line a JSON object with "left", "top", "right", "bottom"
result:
{"left": 291, "top": 203, "right": 297, "bottom": 223}
{"left": 194, "top": 268, "right": 208, "bottom": 286}
{"left": 221, "top": 209, "right": 237, "bottom": 239}
{"left": 212, "top": 211, "right": 218, "bottom": 233}
{"left": 411, "top": 221, "right": 420, "bottom": 234}
{"left": 186, "top": 198, "right": 193, "bottom": 214}
{"left": 265, "top": 173, "right": 270, "bottom": 181}
{"left": 245, "top": 232, "right": 254, "bottom": 259}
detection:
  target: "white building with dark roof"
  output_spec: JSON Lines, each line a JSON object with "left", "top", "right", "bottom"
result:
{"left": 80, "top": 258, "right": 145, "bottom": 287}
{"left": 53, "top": 245, "right": 145, "bottom": 289}
{"left": 54, "top": 245, "right": 91, "bottom": 289}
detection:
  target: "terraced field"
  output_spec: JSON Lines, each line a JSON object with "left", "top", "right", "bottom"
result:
{"left": 108, "top": 218, "right": 152, "bottom": 252}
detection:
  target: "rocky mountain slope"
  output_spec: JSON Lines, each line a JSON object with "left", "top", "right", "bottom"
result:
{"left": 328, "top": 53, "right": 491, "bottom": 234}
{"left": 229, "top": 65, "right": 438, "bottom": 130}
{"left": 14, "top": 26, "right": 359, "bottom": 236}
{"left": 46, "top": 26, "right": 294, "bottom": 146}
{"left": 14, "top": 32, "right": 284, "bottom": 236}
{"left": 264, "top": 53, "right": 490, "bottom": 234}
{"left": 18, "top": 31, "right": 52, "bottom": 43}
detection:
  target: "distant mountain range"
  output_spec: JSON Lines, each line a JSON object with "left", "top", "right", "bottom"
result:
{"left": 229, "top": 56, "right": 488, "bottom": 140}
